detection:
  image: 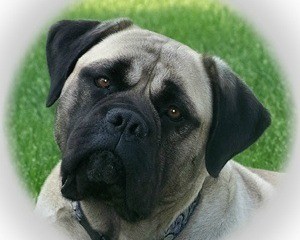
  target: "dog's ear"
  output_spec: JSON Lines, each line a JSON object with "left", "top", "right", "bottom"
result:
{"left": 46, "top": 18, "right": 133, "bottom": 107}
{"left": 203, "top": 56, "right": 271, "bottom": 178}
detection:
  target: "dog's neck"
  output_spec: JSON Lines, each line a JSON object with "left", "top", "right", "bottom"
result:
{"left": 80, "top": 173, "right": 208, "bottom": 240}
{"left": 77, "top": 193, "right": 200, "bottom": 240}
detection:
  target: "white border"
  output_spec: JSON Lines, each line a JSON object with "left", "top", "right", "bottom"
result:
{"left": 0, "top": 1, "right": 72, "bottom": 239}
{"left": 224, "top": 1, "right": 300, "bottom": 239}
{"left": 0, "top": 0, "right": 299, "bottom": 239}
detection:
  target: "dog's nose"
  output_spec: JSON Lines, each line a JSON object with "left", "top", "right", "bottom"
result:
{"left": 106, "top": 108, "right": 148, "bottom": 140}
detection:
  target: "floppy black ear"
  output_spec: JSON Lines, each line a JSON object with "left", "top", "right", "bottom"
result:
{"left": 46, "top": 18, "right": 133, "bottom": 107}
{"left": 203, "top": 56, "right": 271, "bottom": 178}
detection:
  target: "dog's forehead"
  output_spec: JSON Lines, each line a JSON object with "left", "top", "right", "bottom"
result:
{"left": 78, "top": 27, "right": 167, "bottom": 66}
{"left": 76, "top": 28, "right": 212, "bottom": 121}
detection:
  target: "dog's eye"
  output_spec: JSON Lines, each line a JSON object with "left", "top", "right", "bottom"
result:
{"left": 167, "top": 105, "right": 182, "bottom": 120}
{"left": 95, "top": 77, "right": 110, "bottom": 89}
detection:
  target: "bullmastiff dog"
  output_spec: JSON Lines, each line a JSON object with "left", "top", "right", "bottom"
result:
{"left": 35, "top": 18, "right": 281, "bottom": 240}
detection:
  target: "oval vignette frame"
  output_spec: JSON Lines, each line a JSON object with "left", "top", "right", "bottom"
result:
{"left": 0, "top": 0, "right": 299, "bottom": 240}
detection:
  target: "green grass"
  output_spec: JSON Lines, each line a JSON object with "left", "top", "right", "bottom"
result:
{"left": 7, "top": 0, "right": 292, "bottom": 199}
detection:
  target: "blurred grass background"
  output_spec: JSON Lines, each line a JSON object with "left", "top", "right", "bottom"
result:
{"left": 7, "top": 0, "right": 292, "bottom": 199}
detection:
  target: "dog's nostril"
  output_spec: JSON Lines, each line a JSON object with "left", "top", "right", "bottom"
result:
{"left": 128, "top": 123, "right": 147, "bottom": 138}
{"left": 107, "top": 113, "right": 123, "bottom": 127}
{"left": 115, "top": 115, "right": 123, "bottom": 126}
{"left": 129, "top": 123, "right": 139, "bottom": 135}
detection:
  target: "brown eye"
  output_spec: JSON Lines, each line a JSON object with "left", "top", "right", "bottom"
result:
{"left": 167, "top": 106, "right": 182, "bottom": 120}
{"left": 95, "top": 77, "right": 110, "bottom": 89}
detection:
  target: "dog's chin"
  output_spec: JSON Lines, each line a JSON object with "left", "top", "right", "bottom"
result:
{"left": 85, "top": 192, "right": 150, "bottom": 223}
{"left": 61, "top": 150, "right": 151, "bottom": 223}
{"left": 62, "top": 181, "right": 150, "bottom": 223}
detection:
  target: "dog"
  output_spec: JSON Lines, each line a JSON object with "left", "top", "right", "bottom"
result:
{"left": 35, "top": 18, "right": 281, "bottom": 240}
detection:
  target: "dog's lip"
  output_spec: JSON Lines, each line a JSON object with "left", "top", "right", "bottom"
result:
{"left": 61, "top": 149, "right": 125, "bottom": 185}
{"left": 61, "top": 150, "right": 142, "bottom": 220}
{"left": 61, "top": 149, "right": 127, "bottom": 202}
{"left": 61, "top": 144, "right": 117, "bottom": 173}
{"left": 62, "top": 126, "right": 123, "bottom": 175}
{"left": 61, "top": 143, "right": 156, "bottom": 221}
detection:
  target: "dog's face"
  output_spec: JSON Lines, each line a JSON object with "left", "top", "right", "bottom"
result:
{"left": 46, "top": 19, "right": 271, "bottom": 222}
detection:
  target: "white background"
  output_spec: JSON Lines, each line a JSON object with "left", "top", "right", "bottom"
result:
{"left": 0, "top": 0, "right": 299, "bottom": 239}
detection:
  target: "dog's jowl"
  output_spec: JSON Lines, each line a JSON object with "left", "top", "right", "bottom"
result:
{"left": 35, "top": 18, "right": 281, "bottom": 240}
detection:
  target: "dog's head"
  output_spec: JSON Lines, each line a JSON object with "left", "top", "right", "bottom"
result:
{"left": 46, "top": 18, "right": 270, "bottom": 222}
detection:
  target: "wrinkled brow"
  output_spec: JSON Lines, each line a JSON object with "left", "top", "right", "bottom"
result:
{"left": 151, "top": 79, "right": 200, "bottom": 120}
{"left": 79, "top": 58, "right": 132, "bottom": 85}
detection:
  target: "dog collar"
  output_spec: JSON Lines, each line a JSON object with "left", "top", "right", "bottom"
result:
{"left": 72, "top": 194, "right": 200, "bottom": 240}
{"left": 72, "top": 201, "right": 109, "bottom": 240}
{"left": 163, "top": 193, "right": 200, "bottom": 240}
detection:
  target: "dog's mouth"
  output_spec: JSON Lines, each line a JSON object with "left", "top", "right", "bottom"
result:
{"left": 61, "top": 149, "right": 125, "bottom": 200}
{"left": 60, "top": 150, "right": 150, "bottom": 222}
{"left": 87, "top": 151, "right": 125, "bottom": 186}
